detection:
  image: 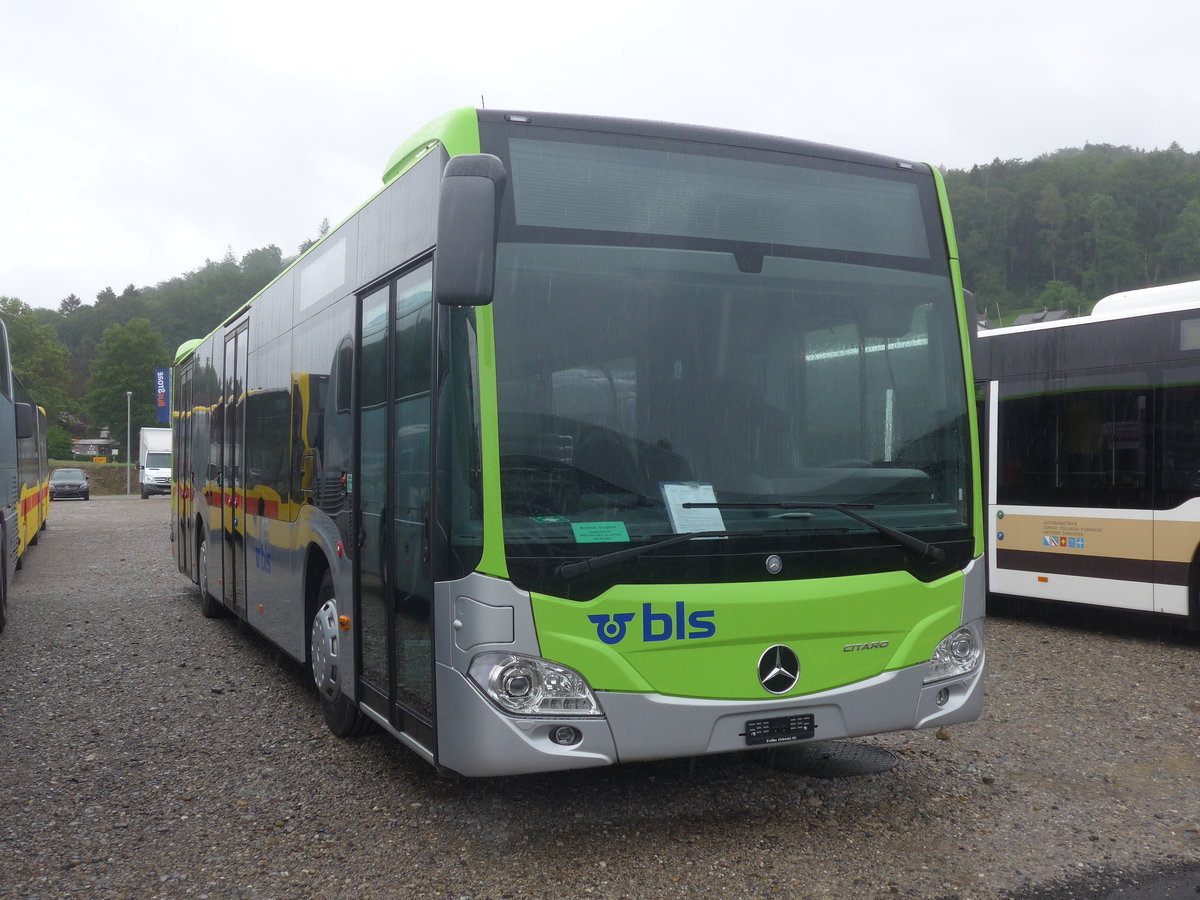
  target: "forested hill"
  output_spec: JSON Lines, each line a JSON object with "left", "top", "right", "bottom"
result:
{"left": 944, "top": 142, "right": 1200, "bottom": 321}
{"left": 0, "top": 244, "right": 292, "bottom": 458}
{"left": 5, "top": 145, "right": 1200, "bottom": 454}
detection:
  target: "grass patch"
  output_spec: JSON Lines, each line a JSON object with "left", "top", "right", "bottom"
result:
{"left": 49, "top": 460, "right": 140, "bottom": 497}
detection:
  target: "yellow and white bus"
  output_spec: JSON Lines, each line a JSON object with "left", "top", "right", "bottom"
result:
{"left": 977, "top": 280, "right": 1200, "bottom": 627}
{"left": 0, "top": 328, "right": 48, "bottom": 632}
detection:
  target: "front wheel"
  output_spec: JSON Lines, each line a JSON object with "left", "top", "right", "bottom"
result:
{"left": 310, "top": 571, "right": 371, "bottom": 736}
{"left": 198, "top": 534, "right": 225, "bottom": 618}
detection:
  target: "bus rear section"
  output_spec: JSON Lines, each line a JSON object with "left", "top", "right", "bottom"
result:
{"left": 978, "top": 280, "right": 1200, "bottom": 626}
{"left": 15, "top": 377, "right": 48, "bottom": 558}
{"left": 0, "top": 328, "right": 45, "bottom": 631}
{"left": 172, "top": 108, "right": 985, "bottom": 776}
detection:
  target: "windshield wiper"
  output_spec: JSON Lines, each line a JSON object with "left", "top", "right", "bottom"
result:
{"left": 555, "top": 529, "right": 765, "bottom": 580}
{"left": 683, "top": 500, "right": 946, "bottom": 563}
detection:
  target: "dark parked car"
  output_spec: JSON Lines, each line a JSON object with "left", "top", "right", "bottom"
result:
{"left": 49, "top": 468, "right": 89, "bottom": 501}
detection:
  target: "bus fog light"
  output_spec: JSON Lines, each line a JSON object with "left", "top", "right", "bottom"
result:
{"left": 924, "top": 622, "right": 983, "bottom": 683}
{"left": 550, "top": 725, "right": 582, "bottom": 746}
{"left": 468, "top": 652, "right": 603, "bottom": 717}
{"left": 935, "top": 687, "right": 950, "bottom": 706}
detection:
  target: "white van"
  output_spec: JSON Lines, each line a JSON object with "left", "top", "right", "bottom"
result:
{"left": 139, "top": 427, "right": 172, "bottom": 499}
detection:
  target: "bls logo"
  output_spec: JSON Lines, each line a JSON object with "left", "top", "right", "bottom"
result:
{"left": 588, "top": 602, "right": 716, "bottom": 645}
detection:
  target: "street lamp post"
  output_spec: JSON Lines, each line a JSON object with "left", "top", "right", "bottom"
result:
{"left": 126, "top": 391, "right": 132, "bottom": 495}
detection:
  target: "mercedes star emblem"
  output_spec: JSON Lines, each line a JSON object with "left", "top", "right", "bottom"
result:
{"left": 758, "top": 644, "right": 800, "bottom": 694}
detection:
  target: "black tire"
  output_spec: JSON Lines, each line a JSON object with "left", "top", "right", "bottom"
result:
{"left": 198, "top": 534, "right": 225, "bottom": 619}
{"left": 312, "top": 570, "right": 372, "bottom": 737}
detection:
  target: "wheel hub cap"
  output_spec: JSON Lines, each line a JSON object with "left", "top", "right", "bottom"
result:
{"left": 310, "top": 598, "right": 341, "bottom": 701}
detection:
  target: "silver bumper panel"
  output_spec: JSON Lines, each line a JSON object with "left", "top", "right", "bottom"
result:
{"left": 433, "top": 639, "right": 984, "bottom": 777}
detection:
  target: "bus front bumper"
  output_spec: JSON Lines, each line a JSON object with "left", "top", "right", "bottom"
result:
{"left": 434, "top": 650, "right": 984, "bottom": 778}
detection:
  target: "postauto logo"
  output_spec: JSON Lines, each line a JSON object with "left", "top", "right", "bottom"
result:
{"left": 588, "top": 602, "right": 716, "bottom": 645}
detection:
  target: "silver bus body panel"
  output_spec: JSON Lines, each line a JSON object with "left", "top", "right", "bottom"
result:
{"left": 961, "top": 555, "right": 985, "bottom": 624}
{"left": 435, "top": 667, "right": 618, "bottom": 776}
{"left": 433, "top": 632, "right": 984, "bottom": 777}
{"left": 242, "top": 502, "right": 350, "bottom": 666}
{"left": 600, "top": 646, "right": 984, "bottom": 762}
{"left": 435, "top": 572, "right": 544, "bottom": 671}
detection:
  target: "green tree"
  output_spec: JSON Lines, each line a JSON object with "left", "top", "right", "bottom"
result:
{"left": 1159, "top": 197, "right": 1200, "bottom": 278}
{"left": 239, "top": 245, "right": 283, "bottom": 285}
{"left": 298, "top": 218, "right": 330, "bottom": 254}
{"left": 1035, "top": 183, "right": 1067, "bottom": 281}
{"left": 58, "top": 293, "right": 82, "bottom": 316}
{"left": 46, "top": 423, "right": 73, "bottom": 460}
{"left": 1081, "top": 194, "right": 1142, "bottom": 297}
{"left": 84, "top": 319, "right": 170, "bottom": 449}
{"left": 0, "top": 296, "right": 74, "bottom": 425}
{"left": 1036, "top": 280, "right": 1089, "bottom": 317}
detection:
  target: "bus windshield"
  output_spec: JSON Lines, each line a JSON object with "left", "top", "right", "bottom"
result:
{"left": 487, "top": 130, "right": 973, "bottom": 596}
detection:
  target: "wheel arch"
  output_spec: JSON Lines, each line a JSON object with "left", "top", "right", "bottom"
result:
{"left": 303, "top": 543, "right": 335, "bottom": 664}
{"left": 193, "top": 513, "right": 207, "bottom": 584}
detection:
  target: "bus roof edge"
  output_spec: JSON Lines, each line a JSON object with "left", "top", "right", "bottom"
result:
{"left": 382, "top": 107, "right": 481, "bottom": 185}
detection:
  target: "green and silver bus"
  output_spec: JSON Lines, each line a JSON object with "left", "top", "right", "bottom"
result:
{"left": 171, "top": 108, "right": 984, "bottom": 776}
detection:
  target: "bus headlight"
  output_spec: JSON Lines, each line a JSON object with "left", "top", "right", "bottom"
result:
{"left": 924, "top": 622, "right": 983, "bottom": 683}
{"left": 468, "top": 653, "right": 603, "bottom": 717}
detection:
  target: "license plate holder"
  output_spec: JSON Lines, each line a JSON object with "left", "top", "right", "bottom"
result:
{"left": 743, "top": 713, "right": 816, "bottom": 746}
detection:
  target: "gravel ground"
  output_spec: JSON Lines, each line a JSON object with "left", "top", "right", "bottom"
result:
{"left": 2, "top": 497, "right": 1199, "bottom": 899}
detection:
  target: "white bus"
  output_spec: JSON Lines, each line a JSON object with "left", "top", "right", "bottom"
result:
{"left": 977, "top": 280, "right": 1200, "bottom": 627}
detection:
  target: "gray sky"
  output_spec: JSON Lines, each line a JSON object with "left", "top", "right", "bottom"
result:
{"left": 4, "top": 0, "right": 1199, "bottom": 309}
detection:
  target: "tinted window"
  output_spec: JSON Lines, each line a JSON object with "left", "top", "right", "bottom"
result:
{"left": 507, "top": 138, "right": 932, "bottom": 261}
{"left": 997, "top": 371, "right": 1149, "bottom": 509}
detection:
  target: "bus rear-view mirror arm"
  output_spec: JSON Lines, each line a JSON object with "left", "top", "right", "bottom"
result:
{"left": 434, "top": 154, "right": 507, "bottom": 307}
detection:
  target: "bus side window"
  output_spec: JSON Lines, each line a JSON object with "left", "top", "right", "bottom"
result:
{"left": 1160, "top": 371, "right": 1200, "bottom": 504}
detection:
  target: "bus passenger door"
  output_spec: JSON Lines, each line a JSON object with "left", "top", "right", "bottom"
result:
{"left": 355, "top": 263, "right": 436, "bottom": 754}
{"left": 175, "top": 360, "right": 194, "bottom": 580}
{"left": 1155, "top": 367, "right": 1200, "bottom": 618}
{"left": 221, "top": 320, "right": 249, "bottom": 617}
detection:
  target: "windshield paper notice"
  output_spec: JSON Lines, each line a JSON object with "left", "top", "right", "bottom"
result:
{"left": 661, "top": 483, "right": 726, "bottom": 534}
{"left": 571, "top": 521, "right": 631, "bottom": 544}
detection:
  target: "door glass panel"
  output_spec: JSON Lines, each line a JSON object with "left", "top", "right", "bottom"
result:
{"left": 391, "top": 272, "right": 433, "bottom": 715}
{"left": 1158, "top": 367, "right": 1200, "bottom": 508}
{"left": 222, "top": 326, "right": 248, "bottom": 612}
{"left": 359, "top": 287, "right": 390, "bottom": 693}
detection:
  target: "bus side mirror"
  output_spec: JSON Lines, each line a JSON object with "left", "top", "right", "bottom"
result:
{"left": 14, "top": 402, "right": 33, "bottom": 440}
{"left": 434, "top": 154, "right": 507, "bottom": 306}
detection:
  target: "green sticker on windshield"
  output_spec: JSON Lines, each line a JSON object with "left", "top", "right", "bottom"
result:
{"left": 571, "top": 521, "right": 630, "bottom": 544}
